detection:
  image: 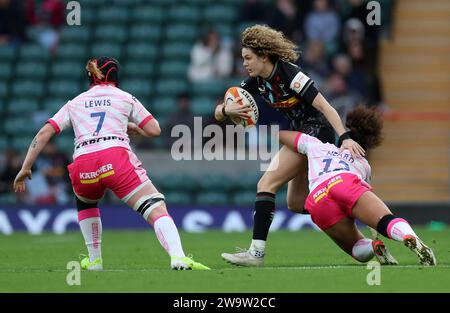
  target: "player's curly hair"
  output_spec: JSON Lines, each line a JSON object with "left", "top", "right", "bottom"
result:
{"left": 241, "top": 24, "right": 299, "bottom": 63}
{"left": 346, "top": 106, "right": 384, "bottom": 150}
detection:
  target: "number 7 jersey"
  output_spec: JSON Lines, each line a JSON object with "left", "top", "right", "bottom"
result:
{"left": 293, "top": 132, "right": 372, "bottom": 191}
{"left": 47, "top": 85, "right": 153, "bottom": 159}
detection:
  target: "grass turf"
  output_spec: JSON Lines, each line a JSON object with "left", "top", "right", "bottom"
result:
{"left": 1, "top": 227, "right": 449, "bottom": 292}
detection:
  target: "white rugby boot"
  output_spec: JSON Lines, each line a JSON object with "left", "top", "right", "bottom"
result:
{"left": 221, "top": 247, "right": 264, "bottom": 267}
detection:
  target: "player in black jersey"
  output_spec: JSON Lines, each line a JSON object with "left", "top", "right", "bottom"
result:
{"left": 215, "top": 25, "right": 365, "bottom": 267}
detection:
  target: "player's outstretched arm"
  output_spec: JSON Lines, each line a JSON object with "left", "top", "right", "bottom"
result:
{"left": 312, "top": 93, "right": 365, "bottom": 157}
{"left": 14, "top": 123, "right": 56, "bottom": 192}
{"left": 279, "top": 130, "right": 300, "bottom": 152}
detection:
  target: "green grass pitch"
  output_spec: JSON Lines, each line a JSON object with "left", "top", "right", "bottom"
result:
{"left": 1, "top": 227, "right": 449, "bottom": 292}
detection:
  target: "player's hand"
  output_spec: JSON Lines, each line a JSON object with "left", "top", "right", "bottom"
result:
{"left": 127, "top": 122, "right": 140, "bottom": 136}
{"left": 223, "top": 99, "right": 252, "bottom": 119}
{"left": 13, "top": 169, "right": 32, "bottom": 193}
{"left": 340, "top": 138, "right": 365, "bottom": 157}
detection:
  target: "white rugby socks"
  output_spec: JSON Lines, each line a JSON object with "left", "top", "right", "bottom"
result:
{"left": 153, "top": 214, "right": 186, "bottom": 258}
{"left": 78, "top": 208, "right": 102, "bottom": 262}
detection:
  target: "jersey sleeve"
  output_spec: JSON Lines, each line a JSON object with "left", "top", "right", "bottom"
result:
{"left": 294, "top": 132, "right": 322, "bottom": 155}
{"left": 285, "top": 63, "right": 319, "bottom": 105}
{"left": 47, "top": 103, "right": 71, "bottom": 134}
{"left": 129, "top": 95, "right": 154, "bottom": 129}
{"left": 240, "top": 77, "right": 259, "bottom": 96}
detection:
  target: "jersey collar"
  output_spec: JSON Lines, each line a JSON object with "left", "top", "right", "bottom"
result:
{"left": 263, "top": 60, "right": 279, "bottom": 81}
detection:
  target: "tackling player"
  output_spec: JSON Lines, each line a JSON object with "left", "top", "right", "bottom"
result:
{"left": 277, "top": 106, "right": 436, "bottom": 266}
{"left": 13, "top": 57, "right": 210, "bottom": 271}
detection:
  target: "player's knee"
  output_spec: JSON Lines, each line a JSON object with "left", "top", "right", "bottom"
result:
{"left": 257, "top": 176, "right": 280, "bottom": 193}
{"left": 132, "top": 193, "right": 166, "bottom": 221}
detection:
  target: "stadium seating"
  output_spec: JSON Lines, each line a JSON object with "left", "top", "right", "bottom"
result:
{"left": 11, "top": 81, "right": 45, "bottom": 98}
{"left": 19, "top": 44, "right": 51, "bottom": 61}
{"left": 122, "top": 61, "right": 156, "bottom": 80}
{"left": 0, "top": 63, "right": 13, "bottom": 80}
{"left": 191, "top": 98, "right": 217, "bottom": 117}
{"left": 51, "top": 61, "right": 85, "bottom": 80}
{"left": 0, "top": 81, "right": 8, "bottom": 99}
{"left": 121, "top": 79, "right": 153, "bottom": 100}
{"left": 129, "top": 24, "right": 162, "bottom": 42}
{"left": 0, "top": 45, "right": 15, "bottom": 62}
{"left": 6, "top": 98, "right": 39, "bottom": 115}
{"left": 15, "top": 62, "right": 48, "bottom": 79}
{"left": 131, "top": 5, "right": 165, "bottom": 23}
{"left": 196, "top": 192, "right": 228, "bottom": 205}
{"left": 48, "top": 80, "right": 82, "bottom": 98}
{"left": 55, "top": 43, "right": 88, "bottom": 61}
{"left": 59, "top": 27, "right": 91, "bottom": 43}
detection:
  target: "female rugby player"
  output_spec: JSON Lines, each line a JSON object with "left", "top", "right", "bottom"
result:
{"left": 278, "top": 106, "right": 436, "bottom": 266}
{"left": 217, "top": 25, "right": 364, "bottom": 266}
{"left": 14, "top": 57, "right": 209, "bottom": 271}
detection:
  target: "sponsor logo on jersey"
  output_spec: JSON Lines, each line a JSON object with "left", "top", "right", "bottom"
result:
{"left": 75, "top": 136, "right": 125, "bottom": 149}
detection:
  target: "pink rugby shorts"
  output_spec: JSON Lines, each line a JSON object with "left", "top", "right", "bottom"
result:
{"left": 305, "top": 173, "right": 372, "bottom": 230}
{"left": 67, "top": 147, "right": 149, "bottom": 202}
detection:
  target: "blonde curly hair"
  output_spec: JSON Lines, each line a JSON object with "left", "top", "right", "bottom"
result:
{"left": 241, "top": 24, "right": 299, "bottom": 63}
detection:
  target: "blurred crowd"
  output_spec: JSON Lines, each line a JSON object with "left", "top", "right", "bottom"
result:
{"left": 186, "top": 0, "right": 388, "bottom": 121}
{"left": 0, "top": 0, "right": 65, "bottom": 50}
{"left": 0, "top": 0, "right": 392, "bottom": 205}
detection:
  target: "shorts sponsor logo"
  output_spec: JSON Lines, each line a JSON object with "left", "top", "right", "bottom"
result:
{"left": 313, "top": 175, "right": 344, "bottom": 203}
{"left": 80, "top": 164, "right": 114, "bottom": 184}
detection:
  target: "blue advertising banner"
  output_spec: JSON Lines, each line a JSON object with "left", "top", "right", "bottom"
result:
{"left": 0, "top": 205, "right": 320, "bottom": 235}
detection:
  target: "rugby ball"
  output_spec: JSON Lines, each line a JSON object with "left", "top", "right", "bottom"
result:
{"left": 224, "top": 87, "right": 259, "bottom": 128}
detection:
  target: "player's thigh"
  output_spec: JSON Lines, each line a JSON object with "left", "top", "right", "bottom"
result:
{"left": 351, "top": 191, "right": 393, "bottom": 229}
{"left": 323, "top": 217, "right": 365, "bottom": 255}
{"left": 286, "top": 165, "right": 309, "bottom": 213}
{"left": 68, "top": 163, "right": 106, "bottom": 202}
{"left": 257, "top": 145, "right": 306, "bottom": 193}
{"left": 125, "top": 181, "right": 168, "bottom": 222}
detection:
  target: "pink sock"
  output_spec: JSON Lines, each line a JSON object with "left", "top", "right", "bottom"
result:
{"left": 387, "top": 218, "right": 417, "bottom": 242}
{"left": 153, "top": 214, "right": 185, "bottom": 258}
{"left": 78, "top": 208, "right": 102, "bottom": 262}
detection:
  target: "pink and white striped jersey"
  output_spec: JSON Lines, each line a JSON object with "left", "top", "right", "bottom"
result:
{"left": 294, "top": 132, "right": 372, "bottom": 191}
{"left": 47, "top": 84, "right": 153, "bottom": 159}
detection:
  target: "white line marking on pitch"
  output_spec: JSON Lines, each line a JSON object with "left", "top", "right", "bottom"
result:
{"left": 1, "top": 264, "right": 449, "bottom": 273}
